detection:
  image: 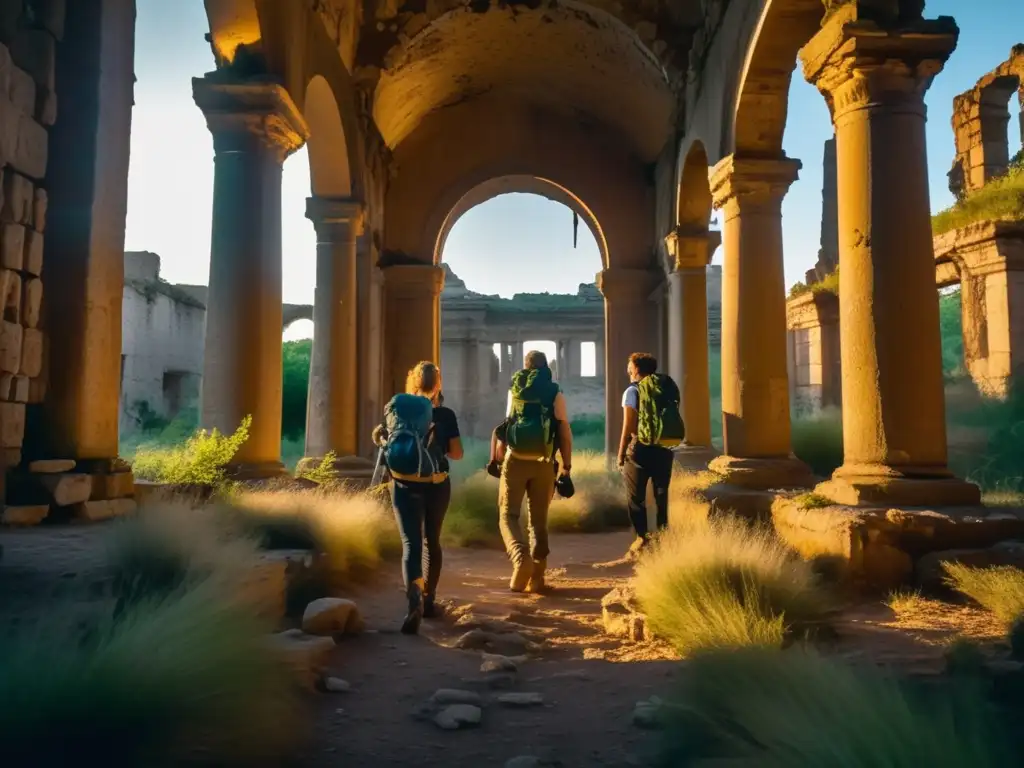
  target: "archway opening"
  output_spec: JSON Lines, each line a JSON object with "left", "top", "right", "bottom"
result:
{"left": 438, "top": 184, "right": 606, "bottom": 453}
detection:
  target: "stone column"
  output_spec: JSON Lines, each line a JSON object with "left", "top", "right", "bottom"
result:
{"left": 357, "top": 234, "right": 385, "bottom": 458}
{"left": 801, "top": 6, "right": 979, "bottom": 505}
{"left": 300, "top": 197, "right": 373, "bottom": 477}
{"left": 381, "top": 264, "right": 445, "bottom": 399}
{"left": 193, "top": 79, "right": 308, "bottom": 478}
{"left": 566, "top": 340, "right": 582, "bottom": 378}
{"left": 664, "top": 228, "right": 715, "bottom": 450}
{"left": 708, "top": 155, "right": 813, "bottom": 489}
{"left": 597, "top": 268, "right": 659, "bottom": 456}
{"left": 513, "top": 340, "right": 525, "bottom": 370}
{"left": 594, "top": 337, "right": 605, "bottom": 380}
{"left": 38, "top": 0, "right": 136, "bottom": 467}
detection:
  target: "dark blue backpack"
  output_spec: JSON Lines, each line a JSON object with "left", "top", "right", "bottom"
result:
{"left": 383, "top": 393, "right": 438, "bottom": 479}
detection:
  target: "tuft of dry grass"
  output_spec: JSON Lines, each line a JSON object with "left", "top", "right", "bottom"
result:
{"left": 658, "top": 646, "right": 1011, "bottom": 767}
{"left": 224, "top": 485, "right": 401, "bottom": 587}
{"left": 633, "top": 516, "right": 829, "bottom": 655}
{"left": 944, "top": 562, "right": 1024, "bottom": 625}
{"left": 887, "top": 588, "right": 928, "bottom": 615}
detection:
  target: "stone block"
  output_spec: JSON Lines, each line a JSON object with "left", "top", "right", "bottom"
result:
{"left": 22, "top": 228, "right": 41, "bottom": 274}
{"left": 0, "top": 371, "right": 9, "bottom": 399}
{"left": 20, "top": 326, "right": 41, "bottom": 376}
{"left": 2, "top": 170, "right": 33, "bottom": 224}
{"left": 39, "top": 472, "right": 91, "bottom": 506}
{"left": 1, "top": 268, "right": 19, "bottom": 321}
{"left": 15, "top": 112, "right": 47, "bottom": 179}
{"left": 27, "top": 367, "right": 44, "bottom": 402}
{"left": 601, "top": 585, "right": 655, "bottom": 642}
{"left": 20, "top": 276, "right": 39, "bottom": 327}
{"left": 8, "top": 63, "right": 34, "bottom": 116}
{"left": 236, "top": 552, "right": 290, "bottom": 620}
{"left": 31, "top": 187, "right": 45, "bottom": 232}
{"left": 916, "top": 541, "right": 1024, "bottom": 592}
{"left": 2, "top": 504, "right": 48, "bottom": 526}
{"left": 0, "top": 320, "right": 22, "bottom": 373}
{"left": 73, "top": 498, "right": 136, "bottom": 522}
{"left": 27, "top": 0, "right": 65, "bottom": 41}
{"left": 34, "top": 84, "right": 54, "bottom": 125}
{"left": 301, "top": 597, "right": 365, "bottom": 636}
{"left": 89, "top": 469, "right": 135, "bottom": 500}
{"left": 1, "top": 222, "right": 24, "bottom": 269}
{"left": 2, "top": 446, "right": 19, "bottom": 467}
{"left": 0, "top": 401, "right": 24, "bottom": 447}
{"left": 10, "top": 29, "right": 55, "bottom": 90}
{"left": 267, "top": 629, "right": 337, "bottom": 690}
{"left": 8, "top": 373, "right": 26, "bottom": 402}
{"left": 28, "top": 458, "right": 75, "bottom": 473}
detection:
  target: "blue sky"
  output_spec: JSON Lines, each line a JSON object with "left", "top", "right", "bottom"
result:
{"left": 126, "top": 0, "right": 1024, "bottom": 341}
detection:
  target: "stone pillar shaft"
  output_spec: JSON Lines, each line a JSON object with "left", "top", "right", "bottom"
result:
{"left": 801, "top": 6, "right": 979, "bottom": 505}
{"left": 194, "top": 80, "right": 308, "bottom": 476}
{"left": 304, "top": 197, "right": 363, "bottom": 462}
{"left": 597, "top": 268, "right": 659, "bottom": 456}
{"left": 709, "top": 156, "right": 811, "bottom": 487}
{"left": 665, "top": 229, "right": 715, "bottom": 449}
{"left": 382, "top": 264, "right": 445, "bottom": 400}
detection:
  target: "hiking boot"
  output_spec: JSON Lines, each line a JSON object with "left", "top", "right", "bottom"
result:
{"left": 509, "top": 557, "right": 535, "bottom": 592}
{"left": 526, "top": 559, "right": 548, "bottom": 593}
{"left": 401, "top": 581, "right": 424, "bottom": 635}
{"left": 626, "top": 536, "right": 649, "bottom": 561}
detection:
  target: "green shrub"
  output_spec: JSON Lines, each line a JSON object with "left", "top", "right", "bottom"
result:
{"left": 295, "top": 450, "right": 338, "bottom": 484}
{"left": 281, "top": 339, "right": 311, "bottom": 440}
{"left": 791, "top": 408, "right": 844, "bottom": 478}
{"left": 657, "top": 646, "right": 1010, "bottom": 767}
{"left": 0, "top": 581, "right": 301, "bottom": 767}
{"left": 131, "top": 415, "right": 252, "bottom": 485}
{"left": 944, "top": 563, "right": 1024, "bottom": 625}
{"left": 633, "top": 516, "right": 828, "bottom": 656}
{"left": 933, "top": 165, "right": 1024, "bottom": 236}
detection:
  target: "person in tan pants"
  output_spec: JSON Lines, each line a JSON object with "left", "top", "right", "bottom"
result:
{"left": 495, "top": 350, "right": 573, "bottom": 593}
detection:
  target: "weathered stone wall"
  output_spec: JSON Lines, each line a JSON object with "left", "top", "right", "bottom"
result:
{"left": 120, "top": 252, "right": 205, "bottom": 435}
{"left": 0, "top": 0, "right": 62, "bottom": 471}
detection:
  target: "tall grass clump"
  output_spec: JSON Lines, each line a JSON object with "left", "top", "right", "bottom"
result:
{"left": 790, "top": 407, "right": 843, "bottom": 478}
{"left": 0, "top": 582, "right": 301, "bottom": 767}
{"left": 657, "top": 646, "right": 1010, "bottom": 767}
{"left": 944, "top": 563, "right": 1024, "bottom": 625}
{"left": 225, "top": 485, "right": 400, "bottom": 587}
{"left": 633, "top": 516, "right": 828, "bottom": 655}
{"left": 932, "top": 165, "right": 1024, "bottom": 236}
{"left": 446, "top": 470, "right": 503, "bottom": 547}
{"left": 131, "top": 415, "right": 252, "bottom": 486}
{"left": 549, "top": 451, "right": 627, "bottom": 533}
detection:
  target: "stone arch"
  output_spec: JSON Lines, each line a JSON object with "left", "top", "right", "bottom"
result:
{"left": 726, "top": 0, "right": 824, "bottom": 155}
{"left": 431, "top": 175, "right": 610, "bottom": 269}
{"left": 676, "top": 139, "right": 714, "bottom": 229}
{"left": 303, "top": 75, "right": 353, "bottom": 198}
{"left": 282, "top": 303, "right": 314, "bottom": 331}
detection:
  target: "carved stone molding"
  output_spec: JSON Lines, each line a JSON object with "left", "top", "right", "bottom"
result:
{"left": 663, "top": 227, "right": 720, "bottom": 271}
{"left": 381, "top": 263, "right": 446, "bottom": 298}
{"left": 192, "top": 78, "right": 310, "bottom": 163}
{"left": 595, "top": 268, "right": 660, "bottom": 303}
{"left": 306, "top": 197, "right": 366, "bottom": 240}
{"left": 709, "top": 155, "right": 802, "bottom": 215}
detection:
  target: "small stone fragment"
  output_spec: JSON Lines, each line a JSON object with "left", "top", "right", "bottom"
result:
{"left": 429, "top": 688, "right": 481, "bottom": 706}
{"left": 497, "top": 691, "right": 545, "bottom": 707}
{"left": 302, "top": 597, "right": 365, "bottom": 636}
{"left": 480, "top": 653, "right": 518, "bottom": 673}
{"left": 323, "top": 676, "right": 351, "bottom": 693}
{"left": 433, "top": 703, "right": 482, "bottom": 730}
{"left": 632, "top": 697, "right": 664, "bottom": 730}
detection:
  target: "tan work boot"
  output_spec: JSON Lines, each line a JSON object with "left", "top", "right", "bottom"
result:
{"left": 526, "top": 559, "right": 547, "bottom": 593}
{"left": 509, "top": 557, "right": 535, "bottom": 592}
{"left": 625, "top": 536, "right": 648, "bottom": 561}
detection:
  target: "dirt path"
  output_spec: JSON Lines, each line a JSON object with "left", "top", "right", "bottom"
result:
{"left": 305, "top": 531, "right": 679, "bottom": 768}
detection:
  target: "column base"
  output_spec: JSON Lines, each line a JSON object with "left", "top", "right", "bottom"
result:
{"left": 673, "top": 444, "right": 720, "bottom": 471}
{"left": 296, "top": 454, "right": 376, "bottom": 481}
{"left": 708, "top": 454, "right": 815, "bottom": 490}
{"left": 817, "top": 464, "right": 981, "bottom": 507}
{"left": 226, "top": 461, "right": 288, "bottom": 481}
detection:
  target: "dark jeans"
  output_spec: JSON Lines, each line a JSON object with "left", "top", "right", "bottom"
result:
{"left": 392, "top": 478, "right": 451, "bottom": 595}
{"left": 622, "top": 443, "right": 674, "bottom": 538}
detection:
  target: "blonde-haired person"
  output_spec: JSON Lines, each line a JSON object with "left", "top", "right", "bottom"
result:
{"left": 374, "top": 361, "right": 463, "bottom": 633}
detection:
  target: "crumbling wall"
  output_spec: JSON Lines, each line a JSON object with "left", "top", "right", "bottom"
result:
{"left": 0, "top": 0, "right": 62, "bottom": 477}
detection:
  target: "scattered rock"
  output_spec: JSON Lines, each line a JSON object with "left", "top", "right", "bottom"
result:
{"left": 496, "top": 691, "right": 545, "bottom": 707}
{"left": 267, "top": 629, "right": 337, "bottom": 689}
{"left": 430, "top": 688, "right": 482, "bottom": 706}
{"left": 632, "top": 696, "right": 665, "bottom": 730}
{"left": 480, "top": 653, "right": 519, "bottom": 673}
{"left": 454, "top": 628, "right": 540, "bottom": 655}
{"left": 302, "top": 597, "right": 365, "bottom": 636}
{"left": 601, "top": 586, "right": 653, "bottom": 642}
{"left": 323, "top": 677, "right": 351, "bottom": 693}
{"left": 543, "top": 669, "right": 591, "bottom": 682}
{"left": 434, "top": 703, "right": 482, "bottom": 730}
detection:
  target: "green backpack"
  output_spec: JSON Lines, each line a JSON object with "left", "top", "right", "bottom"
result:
{"left": 506, "top": 367, "right": 560, "bottom": 459}
{"left": 636, "top": 373, "right": 685, "bottom": 447}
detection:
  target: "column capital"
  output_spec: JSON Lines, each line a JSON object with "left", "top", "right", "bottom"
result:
{"left": 306, "top": 197, "right": 365, "bottom": 239}
{"left": 800, "top": 5, "right": 958, "bottom": 123}
{"left": 663, "top": 227, "right": 722, "bottom": 270}
{"left": 192, "top": 78, "right": 310, "bottom": 163}
{"left": 710, "top": 155, "right": 802, "bottom": 214}
{"left": 595, "top": 268, "right": 660, "bottom": 303}
{"left": 381, "top": 263, "right": 445, "bottom": 298}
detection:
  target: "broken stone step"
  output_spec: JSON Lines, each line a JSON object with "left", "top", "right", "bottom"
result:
{"left": 39, "top": 472, "right": 91, "bottom": 506}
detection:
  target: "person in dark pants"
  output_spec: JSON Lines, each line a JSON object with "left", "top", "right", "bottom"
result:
{"left": 616, "top": 352, "right": 676, "bottom": 559}
{"left": 374, "top": 361, "right": 463, "bottom": 634}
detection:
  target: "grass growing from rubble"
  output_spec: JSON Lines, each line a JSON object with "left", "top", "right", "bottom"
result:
{"left": 932, "top": 164, "right": 1024, "bottom": 236}
{"left": 944, "top": 563, "right": 1024, "bottom": 625}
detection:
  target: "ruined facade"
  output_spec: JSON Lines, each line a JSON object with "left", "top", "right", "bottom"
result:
{"left": 0, "top": 0, "right": 1004, "bottom": 519}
